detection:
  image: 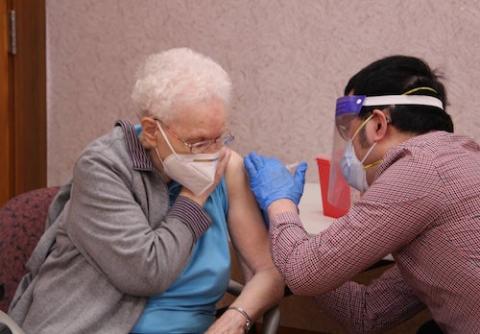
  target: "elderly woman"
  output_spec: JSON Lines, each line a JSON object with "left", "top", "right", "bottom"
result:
{"left": 6, "top": 48, "right": 284, "bottom": 334}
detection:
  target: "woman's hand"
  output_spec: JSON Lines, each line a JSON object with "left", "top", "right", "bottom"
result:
{"left": 205, "top": 308, "right": 248, "bottom": 334}
{"left": 180, "top": 148, "right": 231, "bottom": 206}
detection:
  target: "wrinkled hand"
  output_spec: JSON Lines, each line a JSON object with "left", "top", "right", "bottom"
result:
{"left": 180, "top": 148, "right": 231, "bottom": 206}
{"left": 244, "top": 152, "right": 307, "bottom": 211}
{"left": 205, "top": 309, "right": 246, "bottom": 334}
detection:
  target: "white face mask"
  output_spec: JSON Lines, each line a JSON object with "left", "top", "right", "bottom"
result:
{"left": 155, "top": 122, "right": 219, "bottom": 195}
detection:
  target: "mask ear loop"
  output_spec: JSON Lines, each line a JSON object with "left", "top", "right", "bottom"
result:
{"left": 363, "top": 156, "right": 382, "bottom": 169}
{"left": 154, "top": 121, "right": 180, "bottom": 172}
{"left": 351, "top": 114, "right": 374, "bottom": 140}
{"left": 350, "top": 114, "right": 379, "bottom": 167}
{"left": 360, "top": 142, "right": 377, "bottom": 164}
{"left": 403, "top": 86, "right": 438, "bottom": 95}
{"left": 156, "top": 121, "right": 178, "bottom": 156}
{"left": 359, "top": 112, "right": 391, "bottom": 169}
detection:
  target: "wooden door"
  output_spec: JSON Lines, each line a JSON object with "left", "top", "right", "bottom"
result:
{"left": 0, "top": 0, "right": 46, "bottom": 206}
{"left": 0, "top": 0, "right": 13, "bottom": 205}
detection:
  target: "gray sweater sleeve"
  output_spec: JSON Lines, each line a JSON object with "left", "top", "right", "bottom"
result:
{"left": 65, "top": 153, "right": 212, "bottom": 297}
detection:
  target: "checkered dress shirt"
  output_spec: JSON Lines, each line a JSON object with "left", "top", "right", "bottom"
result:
{"left": 270, "top": 131, "right": 480, "bottom": 333}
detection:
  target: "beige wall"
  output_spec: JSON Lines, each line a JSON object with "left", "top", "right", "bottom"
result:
{"left": 47, "top": 0, "right": 480, "bottom": 186}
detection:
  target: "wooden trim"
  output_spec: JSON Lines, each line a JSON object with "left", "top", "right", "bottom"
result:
{"left": 12, "top": 0, "right": 46, "bottom": 195}
{"left": 0, "top": 0, "right": 13, "bottom": 205}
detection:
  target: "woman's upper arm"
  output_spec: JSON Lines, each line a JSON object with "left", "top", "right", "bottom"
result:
{"left": 225, "top": 151, "right": 275, "bottom": 273}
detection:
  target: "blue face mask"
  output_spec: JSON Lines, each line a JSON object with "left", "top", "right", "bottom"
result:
{"left": 340, "top": 115, "right": 378, "bottom": 192}
{"left": 340, "top": 140, "right": 377, "bottom": 192}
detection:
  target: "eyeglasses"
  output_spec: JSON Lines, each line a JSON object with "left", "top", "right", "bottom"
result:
{"left": 156, "top": 120, "right": 235, "bottom": 154}
{"left": 184, "top": 132, "right": 235, "bottom": 154}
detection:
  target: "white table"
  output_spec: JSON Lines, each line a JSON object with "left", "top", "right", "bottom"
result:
{"left": 298, "top": 182, "right": 336, "bottom": 234}
{"left": 298, "top": 182, "right": 394, "bottom": 262}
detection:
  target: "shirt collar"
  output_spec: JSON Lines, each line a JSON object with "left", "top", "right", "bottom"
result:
{"left": 115, "top": 120, "right": 154, "bottom": 171}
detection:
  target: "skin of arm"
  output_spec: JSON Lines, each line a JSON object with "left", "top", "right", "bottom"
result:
{"left": 206, "top": 151, "right": 285, "bottom": 333}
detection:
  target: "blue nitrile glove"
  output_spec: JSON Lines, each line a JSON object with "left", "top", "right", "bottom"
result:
{"left": 244, "top": 152, "right": 308, "bottom": 211}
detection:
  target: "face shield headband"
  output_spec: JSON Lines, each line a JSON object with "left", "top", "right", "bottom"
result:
{"left": 334, "top": 94, "right": 444, "bottom": 140}
{"left": 326, "top": 93, "right": 444, "bottom": 216}
{"left": 336, "top": 94, "right": 444, "bottom": 117}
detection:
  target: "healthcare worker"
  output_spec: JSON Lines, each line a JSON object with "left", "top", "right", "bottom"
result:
{"left": 244, "top": 55, "right": 480, "bottom": 333}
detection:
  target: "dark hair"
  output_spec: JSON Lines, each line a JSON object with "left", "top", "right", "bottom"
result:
{"left": 345, "top": 55, "right": 454, "bottom": 134}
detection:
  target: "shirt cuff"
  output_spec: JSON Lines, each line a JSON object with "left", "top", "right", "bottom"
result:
{"left": 167, "top": 196, "right": 212, "bottom": 240}
{"left": 270, "top": 210, "right": 303, "bottom": 227}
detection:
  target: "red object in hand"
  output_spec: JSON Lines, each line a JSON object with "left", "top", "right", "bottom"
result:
{"left": 316, "top": 156, "right": 350, "bottom": 218}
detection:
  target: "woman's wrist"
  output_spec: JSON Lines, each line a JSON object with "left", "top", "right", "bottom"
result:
{"left": 179, "top": 188, "right": 207, "bottom": 206}
{"left": 226, "top": 306, "right": 253, "bottom": 332}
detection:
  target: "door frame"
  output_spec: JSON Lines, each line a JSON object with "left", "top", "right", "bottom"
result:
{"left": 0, "top": 0, "right": 13, "bottom": 205}
{"left": 0, "top": 0, "right": 46, "bottom": 205}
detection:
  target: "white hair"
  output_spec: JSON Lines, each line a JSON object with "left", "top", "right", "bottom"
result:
{"left": 132, "top": 48, "right": 232, "bottom": 120}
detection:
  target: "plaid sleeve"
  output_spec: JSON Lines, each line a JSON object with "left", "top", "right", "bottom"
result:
{"left": 315, "top": 266, "right": 425, "bottom": 333}
{"left": 269, "top": 151, "right": 445, "bottom": 295}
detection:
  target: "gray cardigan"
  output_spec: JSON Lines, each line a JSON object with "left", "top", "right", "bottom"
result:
{"left": 4, "top": 122, "right": 213, "bottom": 334}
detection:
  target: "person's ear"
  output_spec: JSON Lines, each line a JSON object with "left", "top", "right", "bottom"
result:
{"left": 140, "top": 117, "right": 158, "bottom": 149}
{"left": 369, "top": 109, "right": 389, "bottom": 141}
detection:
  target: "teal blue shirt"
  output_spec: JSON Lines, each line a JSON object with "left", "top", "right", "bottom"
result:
{"left": 131, "top": 179, "right": 231, "bottom": 334}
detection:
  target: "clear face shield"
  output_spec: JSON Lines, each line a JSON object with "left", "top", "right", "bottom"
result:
{"left": 328, "top": 94, "right": 444, "bottom": 211}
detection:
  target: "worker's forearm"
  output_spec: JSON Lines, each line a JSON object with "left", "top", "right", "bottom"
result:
{"left": 268, "top": 199, "right": 298, "bottom": 216}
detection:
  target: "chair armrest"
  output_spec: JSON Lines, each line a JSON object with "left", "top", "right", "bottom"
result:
{"left": 226, "top": 279, "right": 244, "bottom": 296}
{"left": 0, "top": 310, "right": 25, "bottom": 334}
{"left": 262, "top": 306, "right": 280, "bottom": 334}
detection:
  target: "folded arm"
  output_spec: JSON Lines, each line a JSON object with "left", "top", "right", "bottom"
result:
{"left": 66, "top": 152, "right": 212, "bottom": 296}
